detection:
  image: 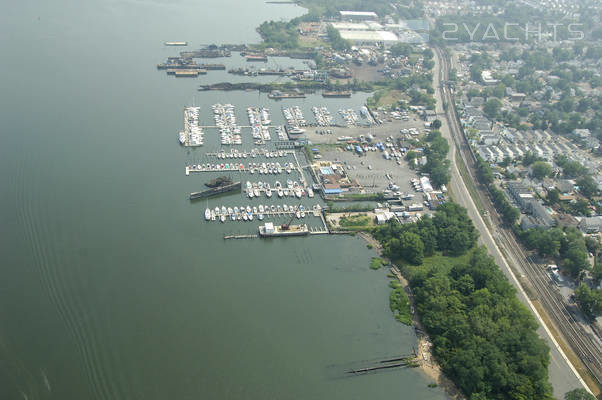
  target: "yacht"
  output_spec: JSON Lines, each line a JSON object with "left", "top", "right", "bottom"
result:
{"left": 204, "top": 208, "right": 211, "bottom": 221}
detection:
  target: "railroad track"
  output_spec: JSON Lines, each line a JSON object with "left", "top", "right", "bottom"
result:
{"left": 434, "top": 46, "right": 602, "bottom": 388}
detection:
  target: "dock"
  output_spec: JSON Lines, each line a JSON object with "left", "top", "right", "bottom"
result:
{"left": 224, "top": 234, "right": 258, "bottom": 240}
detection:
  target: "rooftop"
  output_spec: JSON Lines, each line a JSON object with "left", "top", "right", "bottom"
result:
{"left": 339, "top": 30, "right": 399, "bottom": 43}
{"left": 339, "top": 11, "right": 378, "bottom": 18}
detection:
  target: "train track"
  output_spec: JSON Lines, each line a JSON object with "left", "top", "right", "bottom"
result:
{"left": 434, "top": 46, "right": 602, "bottom": 388}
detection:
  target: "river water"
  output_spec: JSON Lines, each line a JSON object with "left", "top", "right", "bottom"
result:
{"left": 0, "top": 1, "right": 447, "bottom": 399}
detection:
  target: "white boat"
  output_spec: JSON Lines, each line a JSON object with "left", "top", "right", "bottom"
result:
{"left": 266, "top": 188, "right": 272, "bottom": 198}
{"left": 307, "top": 188, "right": 314, "bottom": 198}
{"left": 243, "top": 214, "right": 248, "bottom": 221}
{"left": 204, "top": 208, "right": 211, "bottom": 221}
{"left": 283, "top": 204, "right": 289, "bottom": 212}
{"left": 246, "top": 206, "right": 251, "bottom": 213}
{"left": 248, "top": 213, "right": 254, "bottom": 221}
{"left": 220, "top": 214, "right": 226, "bottom": 223}
{"left": 248, "top": 190, "right": 254, "bottom": 198}
{"left": 259, "top": 205, "right": 264, "bottom": 213}
{"left": 296, "top": 211, "right": 301, "bottom": 219}
{"left": 278, "top": 189, "right": 284, "bottom": 198}
{"left": 258, "top": 214, "right": 264, "bottom": 220}
{"left": 254, "top": 188, "right": 260, "bottom": 197}
{"left": 301, "top": 211, "right": 306, "bottom": 218}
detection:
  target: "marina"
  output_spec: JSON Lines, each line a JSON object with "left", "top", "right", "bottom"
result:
{"left": 179, "top": 106, "right": 204, "bottom": 146}
{"left": 1, "top": 1, "right": 447, "bottom": 400}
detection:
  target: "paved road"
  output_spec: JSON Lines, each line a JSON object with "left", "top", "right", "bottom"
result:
{"left": 431, "top": 47, "right": 590, "bottom": 397}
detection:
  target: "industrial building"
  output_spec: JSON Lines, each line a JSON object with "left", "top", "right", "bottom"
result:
{"left": 339, "top": 11, "right": 378, "bottom": 21}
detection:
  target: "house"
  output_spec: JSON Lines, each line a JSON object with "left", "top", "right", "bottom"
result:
{"left": 573, "top": 128, "right": 591, "bottom": 139}
{"left": 507, "top": 181, "right": 534, "bottom": 210}
{"left": 578, "top": 216, "right": 602, "bottom": 234}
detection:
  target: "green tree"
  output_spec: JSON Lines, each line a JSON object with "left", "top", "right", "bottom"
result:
{"left": 483, "top": 99, "right": 502, "bottom": 119}
{"left": 571, "top": 199, "right": 591, "bottom": 217}
{"left": 575, "top": 284, "right": 602, "bottom": 320}
{"left": 531, "top": 161, "right": 552, "bottom": 179}
{"left": 433, "top": 202, "right": 479, "bottom": 256}
{"left": 564, "top": 388, "right": 596, "bottom": 400}
{"left": 576, "top": 176, "right": 597, "bottom": 199}
{"left": 502, "top": 204, "right": 520, "bottom": 226}
{"left": 390, "top": 42, "right": 412, "bottom": 57}
{"left": 547, "top": 189, "right": 560, "bottom": 205}
{"left": 431, "top": 119, "right": 442, "bottom": 129}
{"left": 398, "top": 232, "right": 424, "bottom": 265}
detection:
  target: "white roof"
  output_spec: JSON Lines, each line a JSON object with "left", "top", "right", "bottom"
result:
{"left": 340, "top": 11, "right": 378, "bottom": 18}
{"left": 339, "top": 30, "right": 399, "bottom": 43}
{"left": 330, "top": 22, "right": 383, "bottom": 31}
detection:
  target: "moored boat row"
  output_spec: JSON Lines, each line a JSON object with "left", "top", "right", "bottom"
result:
{"left": 204, "top": 203, "right": 320, "bottom": 222}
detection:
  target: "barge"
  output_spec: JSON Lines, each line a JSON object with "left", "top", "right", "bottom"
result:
{"left": 322, "top": 90, "right": 352, "bottom": 98}
{"left": 246, "top": 54, "right": 268, "bottom": 62}
{"left": 189, "top": 181, "right": 241, "bottom": 200}
{"left": 259, "top": 222, "right": 309, "bottom": 237}
{"left": 268, "top": 90, "right": 306, "bottom": 99}
{"left": 164, "top": 41, "right": 187, "bottom": 46}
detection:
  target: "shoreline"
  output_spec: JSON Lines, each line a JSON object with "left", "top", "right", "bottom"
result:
{"left": 357, "top": 231, "right": 463, "bottom": 400}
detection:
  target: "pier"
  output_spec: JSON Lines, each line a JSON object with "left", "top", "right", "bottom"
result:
{"left": 224, "top": 234, "right": 258, "bottom": 240}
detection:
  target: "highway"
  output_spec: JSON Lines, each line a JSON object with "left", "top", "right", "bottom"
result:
{"left": 431, "top": 46, "right": 601, "bottom": 397}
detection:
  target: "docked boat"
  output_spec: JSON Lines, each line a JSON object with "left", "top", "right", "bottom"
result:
{"left": 259, "top": 222, "right": 309, "bottom": 237}
{"left": 190, "top": 178, "right": 241, "bottom": 200}
{"left": 204, "top": 208, "right": 211, "bottom": 221}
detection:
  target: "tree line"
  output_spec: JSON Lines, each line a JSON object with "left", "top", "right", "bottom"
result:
{"left": 372, "top": 203, "right": 552, "bottom": 400}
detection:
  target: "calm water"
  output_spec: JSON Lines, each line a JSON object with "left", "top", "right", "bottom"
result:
{"left": 0, "top": 1, "right": 446, "bottom": 399}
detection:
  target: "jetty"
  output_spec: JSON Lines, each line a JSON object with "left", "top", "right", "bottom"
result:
{"left": 224, "top": 234, "right": 258, "bottom": 240}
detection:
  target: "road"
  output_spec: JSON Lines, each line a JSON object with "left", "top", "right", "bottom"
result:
{"left": 431, "top": 46, "right": 599, "bottom": 397}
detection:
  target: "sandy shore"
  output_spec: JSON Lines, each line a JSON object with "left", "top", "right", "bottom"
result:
{"left": 357, "top": 232, "right": 464, "bottom": 400}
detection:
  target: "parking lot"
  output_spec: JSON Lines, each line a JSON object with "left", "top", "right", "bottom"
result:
{"left": 320, "top": 146, "right": 421, "bottom": 193}
{"left": 303, "top": 114, "right": 428, "bottom": 146}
